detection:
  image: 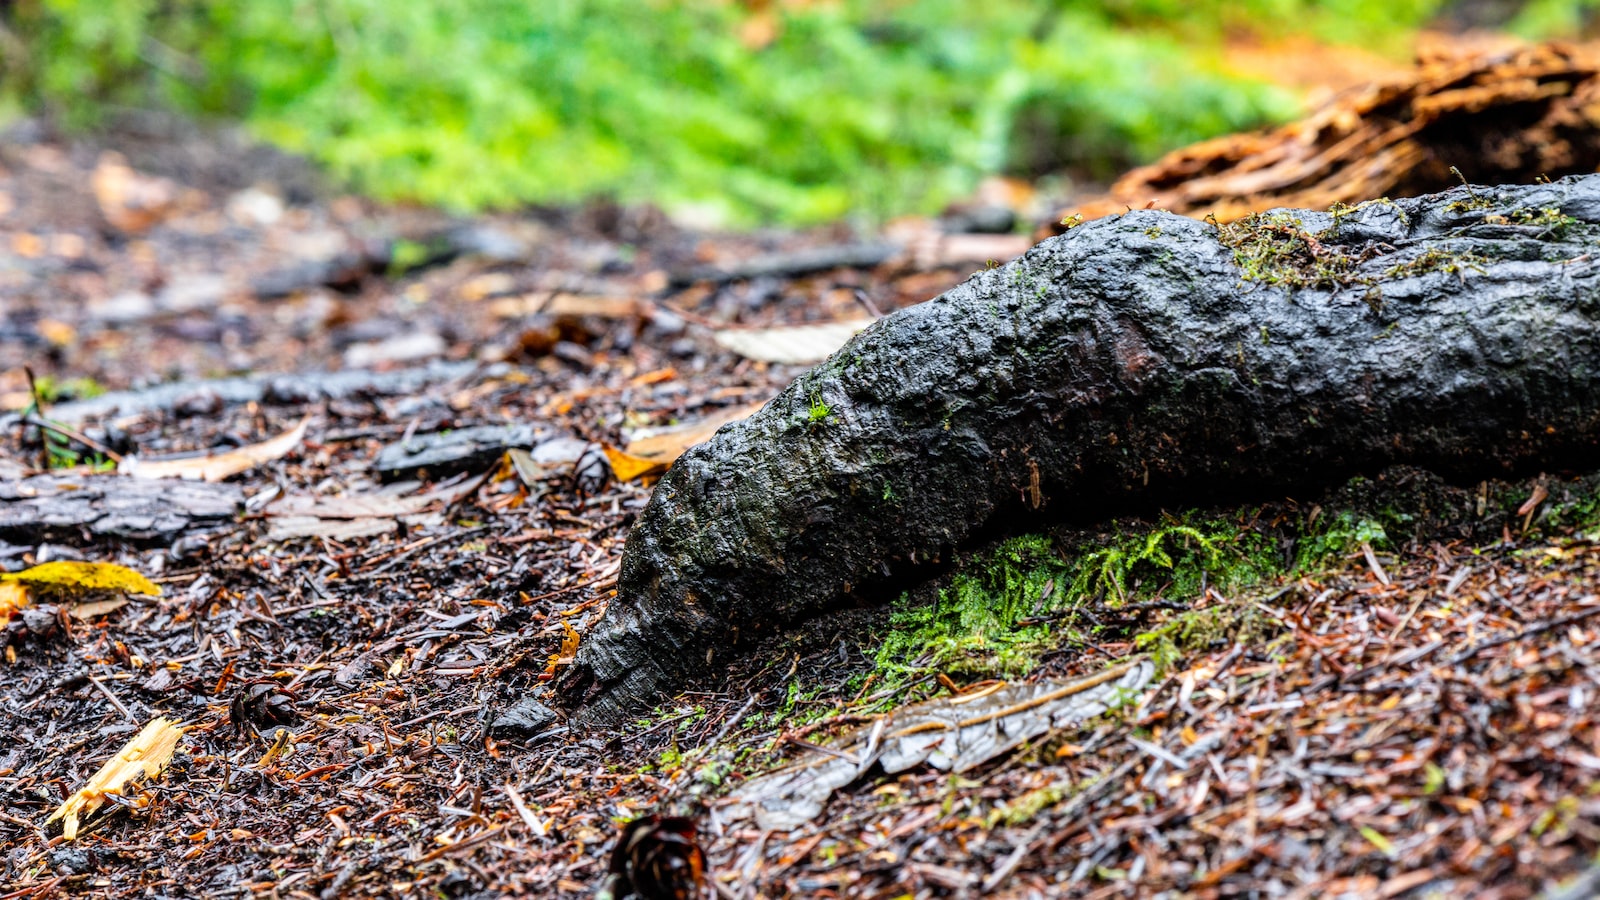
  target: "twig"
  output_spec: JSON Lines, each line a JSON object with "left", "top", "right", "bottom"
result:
{"left": 519, "top": 574, "right": 618, "bottom": 604}
{"left": 980, "top": 755, "right": 1142, "bottom": 892}
{"left": 352, "top": 525, "right": 492, "bottom": 580}
{"left": 1450, "top": 599, "right": 1600, "bottom": 665}
{"left": 88, "top": 675, "right": 138, "bottom": 725}
{"left": 21, "top": 414, "right": 125, "bottom": 464}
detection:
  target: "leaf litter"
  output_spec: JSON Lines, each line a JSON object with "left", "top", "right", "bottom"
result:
{"left": 2, "top": 124, "right": 1600, "bottom": 900}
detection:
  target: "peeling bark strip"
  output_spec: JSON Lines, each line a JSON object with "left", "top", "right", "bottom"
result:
{"left": 565, "top": 176, "right": 1600, "bottom": 726}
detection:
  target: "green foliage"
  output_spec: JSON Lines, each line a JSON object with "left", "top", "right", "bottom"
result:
{"left": 29, "top": 375, "right": 105, "bottom": 403}
{"left": 18, "top": 2, "right": 1600, "bottom": 223}
{"left": 1508, "top": 0, "right": 1600, "bottom": 36}
{"left": 1293, "top": 509, "right": 1389, "bottom": 571}
{"left": 2, "top": 0, "right": 1463, "bottom": 225}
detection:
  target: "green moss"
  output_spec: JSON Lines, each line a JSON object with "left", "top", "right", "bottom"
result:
{"left": 986, "top": 782, "right": 1069, "bottom": 828}
{"left": 1133, "top": 603, "right": 1278, "bottom": 673}
{"left": 1216, "top": 212, "right": 1372, "bottom": 291}
{"left": 1510, "top": 207, "right": 1582, "bottom": 238}
{"left": 867, "top": 489, "right": 1426, "bottom": 686}
{"left": 1381, "top": 246, "right": 1489, "bottom": 281}
{"left": 873, "top": 514, "right": 1284, "bottom": 685}
{"left": 1326, "top": 197, "right": 1410, "bottom": 229}
{"left": 806, "top": 392, "right": 832, "bottom": 425}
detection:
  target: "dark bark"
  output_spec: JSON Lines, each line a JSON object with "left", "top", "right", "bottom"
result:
{"left": 564, "top": 176, "right": 1600, "bottom": 726}
{"left": 668, "top": 241, "right": 899, "bottom": 286}
{"left": 0, "top": 473, "right": 242, "bottom": 542}
{"left": 373, "top": 424, "right": 542, "bottom": 482}
{"left": 11, "top": 362, "right": 480, "bottom": 426}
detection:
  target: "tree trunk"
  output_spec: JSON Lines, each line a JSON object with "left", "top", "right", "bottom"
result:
{"left": 563, "top": 176, "right": 1600, "bottom": 726}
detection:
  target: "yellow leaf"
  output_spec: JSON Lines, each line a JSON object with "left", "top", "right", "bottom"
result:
{"left": 1, "top": 561, "right": 162, "bottom": 596}
{"left": 0, "top": 581, "right": 30, "bottom": 627}
{"left": 623, "top": 402, "right": 762, "bottom": 467}
{"left": 602, "top": 444, "right": 669, "bottom": 483}
{"left": 47, "top": 717, "right": 184, "bottom": 840}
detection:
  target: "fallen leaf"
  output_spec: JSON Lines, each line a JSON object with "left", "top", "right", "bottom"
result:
{"left": 0, "top": 580, "right": 29, "bottom": 627}
{"left": 603, "top": 444, "right": 668, "bottom": 483}
{"left": 713, "top": 319, "right": 874, "bottom": 365}
{"left": 542, "top": 621, "right": 582, "bottom": 679}
{"left": 69, "top": 596, "right": 131, "bottom": 620}
{"left": 92, "top": 153, "right": 186, "bottom": 234}
{"left": 121, "top": 415, "right": 310, "bottom": 482}
{"left": 2, "top": 560, "right": 162, "bottom": 596}
{"left": 611, "top": 402, "right": 765, "bottom": 482}
{"left": 487, "top": 293, "right": 642, "bottom": 320}
{"left": 47, "top": 717, "right": 185, "bottom": 840}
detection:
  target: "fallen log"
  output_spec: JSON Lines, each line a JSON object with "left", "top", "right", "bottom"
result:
{"left": 1050, "top": 40, "right": 1600, "bottom": 230}
{"left": 563, "top": 175, "right": 1600, "bottom": 726}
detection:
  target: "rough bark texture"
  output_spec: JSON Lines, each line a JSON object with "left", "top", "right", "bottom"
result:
{"left": 0, "top": 473, "right": 242, "bottom": 542}
{"left": 565, "top": 176, "right": 1600, "bottom": 726}
{"left": 1050, "top": 41, "right": 1600, "bottom": 230}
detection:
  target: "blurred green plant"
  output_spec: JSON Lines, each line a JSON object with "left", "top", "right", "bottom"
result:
{"left": 3, "top": 1, "right": 1589, "bottom": 224}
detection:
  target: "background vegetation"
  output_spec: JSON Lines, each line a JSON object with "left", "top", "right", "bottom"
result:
{"left": 4, "top": 0, "right": 1598, "bottom": 225}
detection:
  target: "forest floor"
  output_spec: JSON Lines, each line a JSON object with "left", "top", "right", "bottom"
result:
{"left": 2, "top": 120, "right": 1600, "bottom": 900}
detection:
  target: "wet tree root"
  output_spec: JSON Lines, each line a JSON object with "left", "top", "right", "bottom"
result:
{"left": 563, "top": 175, "right": 1600, "bottom": 726}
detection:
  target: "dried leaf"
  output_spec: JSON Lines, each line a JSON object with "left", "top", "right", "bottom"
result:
{"left": 721, "top": 659, "right": 1154, "bottom": 831}
{"left": 69, "top": 596, "right": 131, "bottom": 620}
{"left": 603, "top": 444, "right": 668, "bottom": 483}
{"left": 91, "top": 153, "right": 188, "bottom": 234}
{"left": 612, "top": 402, "right": 765, "bottom": 482}
{"left": 0, "top": 580, "right": 29, "bottom": 628}
{"left": 47, "top": 716, "right": 184, "bottom": 840}
{"left": 121, "top": 415, "right": 310, "bottom": 482}
{"left": 713, "top": 320, "right": 873, "bottom": 365}
{"left": 542, "top": 621, "right": 582, "bottom": 679}
{"left": 2, "top": 560, "right": 162, "bottom": 597}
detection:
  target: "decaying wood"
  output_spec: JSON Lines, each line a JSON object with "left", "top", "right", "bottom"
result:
{"left": 1051, "top": 40, "right": 1600, "bottom": 229}
{"left": 0, "top": 472, "right": 242, "bottom": 542}
{"left": 669, "top": 241, "right": 900, "bottom": 286}
{"left": 565, "top": 175, "right": 1600, "bottom": 725}
{"left": 719, "top": 660, "right": 1154, "bottom": 831}
{"left": 14, "top": 361, "right": 481, "bottom": 427}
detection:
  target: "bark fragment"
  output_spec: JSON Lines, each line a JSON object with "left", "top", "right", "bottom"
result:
{"left": 0, "top": 473, "right": 242, "bottom": 543}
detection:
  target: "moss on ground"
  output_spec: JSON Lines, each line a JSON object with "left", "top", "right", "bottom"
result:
{"left": 870, "top": 467, "right": 1600, "bottom": 687}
